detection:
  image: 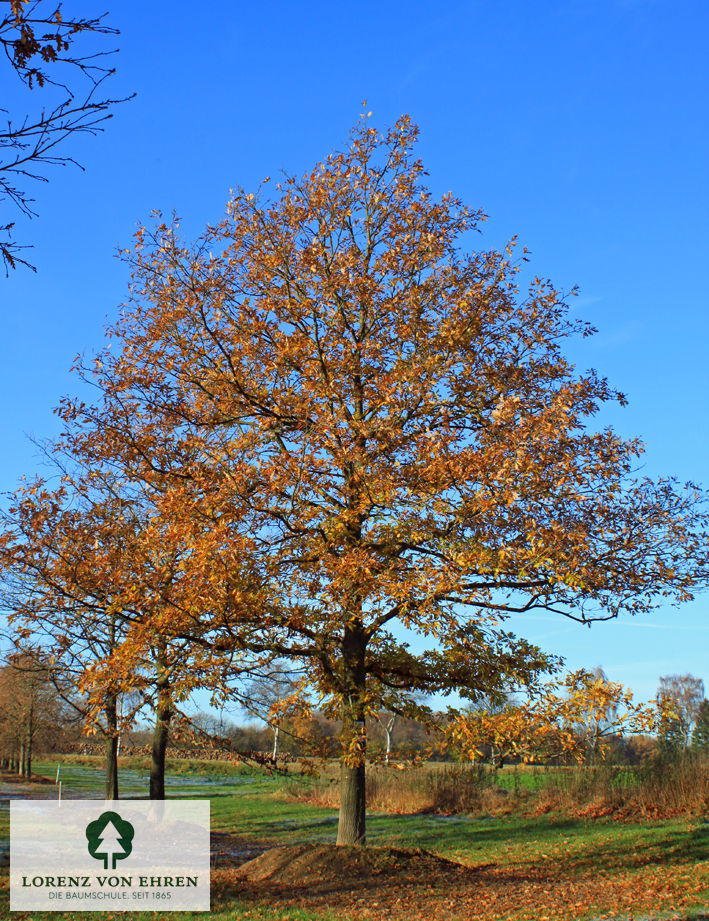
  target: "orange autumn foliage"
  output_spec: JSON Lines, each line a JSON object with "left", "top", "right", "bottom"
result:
{"left": 447, "top": 669, "right": 658, "bottom": 765}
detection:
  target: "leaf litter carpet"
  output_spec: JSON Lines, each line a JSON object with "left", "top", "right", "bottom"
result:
{"left": 211, "top": 843, "right": 709, "bottom": 920}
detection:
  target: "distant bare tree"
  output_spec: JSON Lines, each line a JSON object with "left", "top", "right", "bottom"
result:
{"left": 657, "top": 674, "right": 705, "bottom": 751}
{"left": 692, "top": 699, "right": 709, "bottom": 754}
{"left": 375, "top": 712, "right": 396, "bottom": 764}
{"left": 245, "top": 663, "right": 303, "bottom": 761}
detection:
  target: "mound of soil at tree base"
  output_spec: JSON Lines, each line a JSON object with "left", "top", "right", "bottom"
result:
{"left": 236, "top": 843, "right": 471, "bottom": 887}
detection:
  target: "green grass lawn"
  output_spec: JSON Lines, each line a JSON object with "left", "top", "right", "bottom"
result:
{"left": 1, "top": 757, "right": 707, "bottom": 921}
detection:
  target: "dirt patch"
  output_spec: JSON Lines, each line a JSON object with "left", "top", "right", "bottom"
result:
{"left": 210, "top": 832, "right": 269, "bottom": 868}
{"left": 0, "top": 769, "right": 54, "bottom": 786}
{"left": 236, "top": 843, "right": 467, "bottom": 886}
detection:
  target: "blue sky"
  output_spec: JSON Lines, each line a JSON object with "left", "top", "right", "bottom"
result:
{"left": 1, "top": 0, "right": 707, "bottom": 705}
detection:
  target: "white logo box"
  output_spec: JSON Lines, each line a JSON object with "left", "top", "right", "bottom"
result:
{"left": 11, "top": 800, "right": 210, "bottom": 911}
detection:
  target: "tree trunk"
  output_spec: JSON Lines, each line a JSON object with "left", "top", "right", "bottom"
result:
{"left": 104, "top": 696, "right": 119, "bottom": 800}
{"left": 271, "top": 724, "right": 279, "bottom": 762}
{"left": 149, "top": 708, "right": 171, "bottom": 799}
{"left": 338, "top": 759, "right": 366, "bottom": 845}
{"left": 337, "top": 395, "right": 368, "bottom": 846}
{"left": 336, "top": 621, "right": 367, "bottom": 846}
{"left": 18, "top": 742, "right": 25, "bottom": 778}
{"left": 24, "top": 732, "right": 32, "bottom": 781}
{"left": 24, "top": 697, "right": 34, "bottom": 781}
{"left": 150, "top": 648, "right": 172, "bottom": 800}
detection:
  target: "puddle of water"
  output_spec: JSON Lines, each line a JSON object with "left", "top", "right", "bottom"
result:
{"left": 421, "top": 815, "right": 472, "bottom": 823}
{"left": 32, "top": 765, "right": 257, "bottom": 800}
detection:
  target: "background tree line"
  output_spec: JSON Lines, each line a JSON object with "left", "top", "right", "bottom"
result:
{"left": 2, "top": 650, "right": 708, "bottom": 784}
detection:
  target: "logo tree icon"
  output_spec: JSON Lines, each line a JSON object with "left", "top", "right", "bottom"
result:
{"left": 86, "top": 811, "right": 134, "bottom": 870}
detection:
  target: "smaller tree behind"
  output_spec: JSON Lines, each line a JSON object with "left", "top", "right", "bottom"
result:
{"left": 567, "top": 667, "right": 619, "bottom": 759}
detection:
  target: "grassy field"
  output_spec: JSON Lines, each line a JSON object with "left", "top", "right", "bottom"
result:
{"left": 0, "top": 756, "right": 707, "bottom": 920}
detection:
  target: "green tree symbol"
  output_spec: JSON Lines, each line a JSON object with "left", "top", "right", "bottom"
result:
{"left": 86, "top": 811, "right": 134, "bottom": 870}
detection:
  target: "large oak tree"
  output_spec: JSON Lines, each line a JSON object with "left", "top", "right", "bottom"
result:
{"left": 59, "top": 115, "right": 708, "bottom": 844}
